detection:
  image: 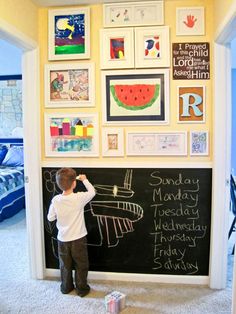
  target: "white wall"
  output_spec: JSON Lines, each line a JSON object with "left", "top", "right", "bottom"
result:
{"left": 0, "top": 39, "right": 22, "bottom": 75}
{"left": 231, "top": 39, "right": 236, "bottom": 173}
{"left": 232, "top": 38, "right": 236, "bottom": 69}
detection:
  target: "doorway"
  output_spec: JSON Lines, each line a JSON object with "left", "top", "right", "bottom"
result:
{"left": 211, "top": 9, "right": 236, "bottom": 314}
{"left": 0, "top": 19, "right": 43, "bottom": 279}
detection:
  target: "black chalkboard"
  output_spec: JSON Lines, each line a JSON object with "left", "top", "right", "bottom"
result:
{"left": 42, "top": 167, "right": 212, "bottom": 276}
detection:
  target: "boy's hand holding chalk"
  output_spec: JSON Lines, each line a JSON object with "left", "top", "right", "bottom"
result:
{"left": 76, "top": 174, "right": 87, "bottom": 181}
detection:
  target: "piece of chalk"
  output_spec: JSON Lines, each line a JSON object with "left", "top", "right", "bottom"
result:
{"left": 76, "top": 175, "right": 81, "bottom": 180}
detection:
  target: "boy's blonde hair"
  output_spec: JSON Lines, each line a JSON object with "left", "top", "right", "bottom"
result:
{"left": 56, "top": 167, "right": 76, "bottom": 191}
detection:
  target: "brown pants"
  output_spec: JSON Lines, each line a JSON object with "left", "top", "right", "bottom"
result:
{"left": 58, "top": 236, "right": 89, "bottom": 293}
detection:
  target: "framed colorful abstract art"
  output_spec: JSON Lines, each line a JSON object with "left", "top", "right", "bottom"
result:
{"left": 190, "top": 131, "right": 209, "bottom": 156}
{"left": 100, "top": 28, "right": 134, "bottom": 69}
{"left": 102, "top": 127, "right": 124, "bottom": 156}
{"left": 177, "top": 85, "right": 205, "bottom": 123}
{"left": 176, "top": 7, "right": 205, "bottom": 36}
{"left": 44, "top": 63, "right": 95, "bottom": 108}
{"left": 101, "top": 69, "right": 169, "bottom": 125}
{"left": 103, "top": 1, "right": 164, "bottom": 27}
{"left": 48, "top": 7, "right": 90, "bottom": 60}
{"left": 135, "top": 26, "right": 170, "bottom": 68}
{"left": 44, "top": 113, "right": 99, "bottom": 157}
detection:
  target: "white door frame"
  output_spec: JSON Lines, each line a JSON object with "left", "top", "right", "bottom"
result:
{"left": 210, "top": 43, "right": 231, "bottom": 289}
{"left": 0, "top": 18, "right": 44, "bottom": 279}
{"left": 211, "top": 3, "right": 236, "bottom": 312}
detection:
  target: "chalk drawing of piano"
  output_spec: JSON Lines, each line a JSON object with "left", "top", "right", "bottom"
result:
{"left": 86, "top": 169, "right": 144, "bottom": 248}
{"left": 44, "top": 169, "right": 144, "bottom": 259}
{"left": 94, "top": 169, "right": 134, "bottom": 198}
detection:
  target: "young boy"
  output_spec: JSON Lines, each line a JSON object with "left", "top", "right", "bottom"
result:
{"left": 47, "top": 167, "right": 96, "bottom": 297}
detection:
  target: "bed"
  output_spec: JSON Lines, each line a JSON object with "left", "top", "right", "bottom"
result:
{"left": 0, "top": 138, "right": 25, "bottom": 222}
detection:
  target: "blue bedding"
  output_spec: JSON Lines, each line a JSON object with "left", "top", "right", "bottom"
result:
{"left": 0, "top": 166, "right": 25, "bottom": 222}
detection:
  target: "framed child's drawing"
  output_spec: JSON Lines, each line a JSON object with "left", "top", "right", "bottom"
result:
{"left": 126, "top": 132, "right": 158, "bottom": 156}
{"left": 176, "top": 7, "right": 205, "bottom": 36}
{"left": 126, "top": 131, "right": 187, "bottom": 156}
{"left": 102, "top": 127, "right": 124, "bottom": 156}
{"left": 190, "top": 131, "right": 209, "bottom": 156}
{"left": 135, "top": 26, "right": 170, "bottom": 68}
{"left": 156, "top": 131, "right": 187, "bottom": 155}
{"left": 100, "top": 28, "right": 134, "bottom": 69}
{"left": 44, "top": 113, "right": 99, "bottom": 157}
{"left": 44, "top": 63, "right": 95, "bottom": 108}
{"left": 103, "top": 1, "right": 164, "bottom": 27}
{"left": 177, "top": 85, "right": 205, "bottom": 123}
{"left": 48, "top": 7, "right": 90, "bottom": 60}
{"left": 102, "top": 69, "right": 169, "bottom": 125}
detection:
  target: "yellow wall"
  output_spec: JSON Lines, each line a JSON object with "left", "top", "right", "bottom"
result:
{"left": 0, "top": 0, "right": 38, "bottom": 42}
{"left": 40, "top": 1, "right": 214, "bottom": 164}
{"left": 214, "top": 0, "right": 235, "bottom": 30}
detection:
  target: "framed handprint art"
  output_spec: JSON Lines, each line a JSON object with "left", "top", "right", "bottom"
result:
{"left": 176, "top": 7, "right": 205, "bottom": 36}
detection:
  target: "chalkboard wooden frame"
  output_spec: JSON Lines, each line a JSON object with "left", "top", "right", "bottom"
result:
{"left": 42, "top": 163, "right": 212, "bottom": 284}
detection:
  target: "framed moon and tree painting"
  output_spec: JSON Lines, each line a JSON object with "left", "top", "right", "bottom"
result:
{"left": 101, "top": 69, "right": 169, "bottom": 125}
{"left": 48, "top": 7, "right": 90, "bottom": 60}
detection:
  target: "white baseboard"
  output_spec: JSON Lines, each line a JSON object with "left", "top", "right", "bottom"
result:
{"left": 45, "top": 269, "right": 209, "bottom": 285}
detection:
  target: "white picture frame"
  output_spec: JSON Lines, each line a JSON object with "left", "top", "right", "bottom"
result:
{"left": 176, "top": 7, "right": 205, "bottom": 36}
{"left": 126, "top": 131, "right": 187, "bottom": 156}
{"left": 100, "top": 28, "right": 134, "bottom": 69}
{"left": 44, "top": 62, "right": 95, "bottom": 108}
{"left": 102, "top": 127, "right": 124, "bottom": 157}
{"left": 103, "top": 1, "right": 164, "bottom": 28}
{"left": 44, "top": 113, "right": 99, "bottom": 157}
{"left": 135, "top": 26, "right": 170, "bottom": 68}
{"left": 190, "top": 131, "right": 209, "bottom": 156}
{"left": 101, "top": 69, "right": 170, "bottom": 125}
{"left": 48, "top": 7, "right": 90, "bottom": 60}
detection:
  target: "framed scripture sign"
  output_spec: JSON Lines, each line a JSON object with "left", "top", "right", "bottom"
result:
{"left": 103, "top": 1, "right": 164, "bottom": 28}
{"left": 101, "top": 69, "right": 169, "bottom": 125}
{"left": 44, "top": 62, "right": 95, "bottom": 108}
{"left": 173, "top": 42, "right": 210, "bottom": 80}
{"left": 48, "top": 7, "right": 90, "bottom": 60}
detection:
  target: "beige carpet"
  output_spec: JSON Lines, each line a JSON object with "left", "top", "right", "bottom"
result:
{"left": 0, "top": 209, "right": 233, "bottom": 314}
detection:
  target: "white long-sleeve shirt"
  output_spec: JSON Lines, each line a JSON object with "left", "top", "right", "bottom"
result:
{"left": 47, "top": 179, "right": 95, "bottom": 242}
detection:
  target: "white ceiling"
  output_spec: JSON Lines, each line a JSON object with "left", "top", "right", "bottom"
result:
{"left": 31, "top": 0, "right": 195, "bottom": 7}
{"left": 31, "top": 0, "right": 142, "bottom": 7}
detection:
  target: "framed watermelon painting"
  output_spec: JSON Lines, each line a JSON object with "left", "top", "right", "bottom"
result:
{"left": 102, "top": 69, "right": 169, "bottom": 125}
